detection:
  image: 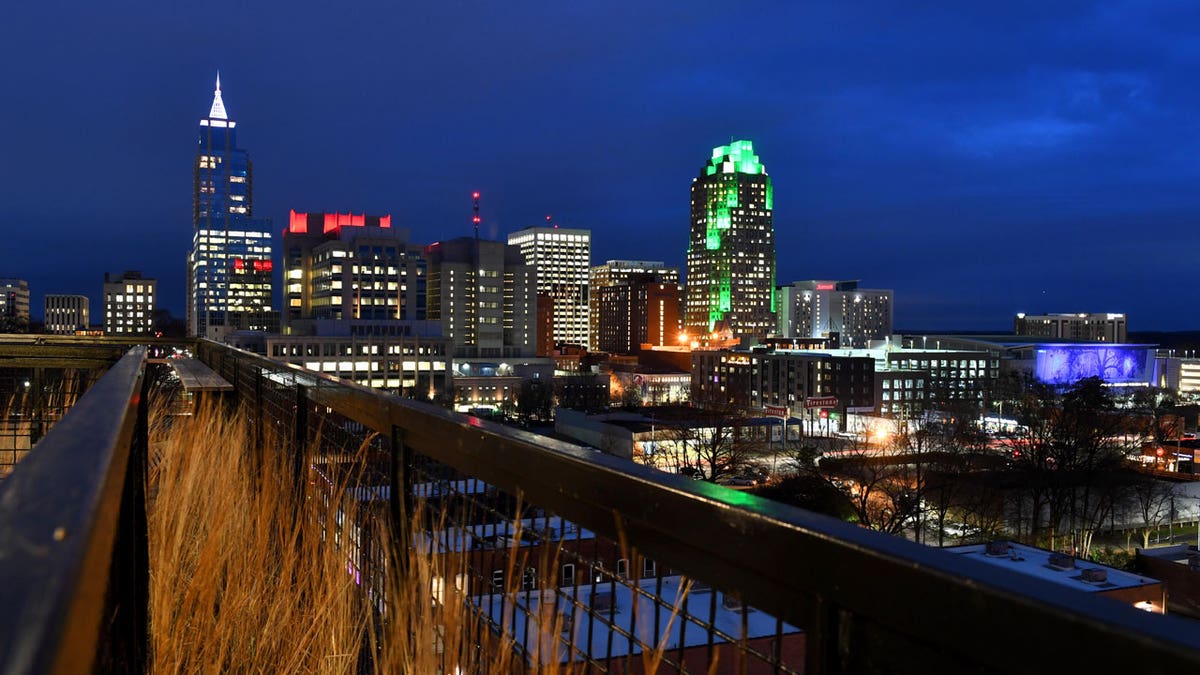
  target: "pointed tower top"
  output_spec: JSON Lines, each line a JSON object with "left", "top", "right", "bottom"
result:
{"left": 208, "top": 71, "right": 228, "bottom": 120}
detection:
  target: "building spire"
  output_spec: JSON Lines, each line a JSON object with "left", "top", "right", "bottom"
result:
{"left": 208, "top": 70, "right": 228, "bottom": 120}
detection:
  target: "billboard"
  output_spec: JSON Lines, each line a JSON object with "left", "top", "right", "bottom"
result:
{"left": 1034, "top": 345, "right": 1152, "bottom": 385}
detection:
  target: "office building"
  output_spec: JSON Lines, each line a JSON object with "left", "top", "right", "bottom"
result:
{"left": 283, "top": 210, "right": 426, "bottom": 333}
{"left": 691, "top": 348, "right": 874, "bottom": 414}
{"left": 187, "top": 73, "right": 273, "bottom": 337}
{"left": 424, "top": 237, "right": 536, "bottom": 359}
{"left": 596, "top": 278, "right": 680, "bottom": 355}
{"left": 685, "top": 140, "right": 775, "bottom": 340}
{"left": 265, "top": 320, "right": 451, "bottom": 399}
{"left": 44, "top": 295, "right": 89, "bottom": 335}
{"left": 0, "top": 279, "right": 30, "bottom": 332}
{"left": 508, "top": 226, "right": 590, "bottom": 349}
{"left": 103, "top": 271, "right": 156, "bottom": 335}
{"left": 589, "top": 260, "right": 679, "bottom": 348}
{"left": 1014, "top": 313, "right": 1127, "bottom": 343}
{"left": 778, "top": 280, "right": 893, "bottom": 349}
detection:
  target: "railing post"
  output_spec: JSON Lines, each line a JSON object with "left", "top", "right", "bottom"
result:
{"left": 253, "top": 368, "right": 264, "bottom": 473}
{"left": 389, "top": 426, "right": 412, "bottom": 580}
{"left": 293, "top": 384, "right": 308, "bottom": 502}
{"left": 30, "top": 367, "right": 43, "bottom": 445}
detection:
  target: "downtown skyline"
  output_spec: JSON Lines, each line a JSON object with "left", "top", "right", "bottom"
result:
{"left": 4, "top": 2, "right": 1200, "bottom": 330}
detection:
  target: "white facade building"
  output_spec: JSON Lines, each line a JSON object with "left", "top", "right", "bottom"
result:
{"left": 508, "top": 226, "right": 591, "bottom": 349}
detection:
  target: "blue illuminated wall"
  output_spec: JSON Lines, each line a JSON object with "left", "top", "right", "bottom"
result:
{"left": 1034, "top": 345, "right": 1152, "bottom": 385}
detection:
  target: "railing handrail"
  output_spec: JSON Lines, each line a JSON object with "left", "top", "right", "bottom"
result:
{"left": 0, "top": 346, "right": 147, "bottom": 674}
{"left": 200, "top": 340, "right": 1200, "bottom": 673}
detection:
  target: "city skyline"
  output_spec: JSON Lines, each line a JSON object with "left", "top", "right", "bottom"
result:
{"left": 4, "top": 3, "right": 1200, "bottom": 329}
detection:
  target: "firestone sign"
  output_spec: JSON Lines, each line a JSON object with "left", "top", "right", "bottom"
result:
{"left": 804, "top": 396, "right": 838, "bottom": 409}
{"left": 763, "top": 405, "right": 790, "bottom": 419}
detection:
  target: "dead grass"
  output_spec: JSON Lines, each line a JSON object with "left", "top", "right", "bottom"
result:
{"left": 147, "top": 400, "right": 694, "bottom": 674}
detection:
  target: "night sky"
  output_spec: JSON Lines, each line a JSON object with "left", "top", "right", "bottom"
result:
{"left": 3, "top": 2, "right": 1199, "bottom": 330}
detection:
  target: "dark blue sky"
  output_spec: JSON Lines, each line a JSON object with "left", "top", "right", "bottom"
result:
{"left": 3, "top": 1, "right": 1200, "bottom": 329}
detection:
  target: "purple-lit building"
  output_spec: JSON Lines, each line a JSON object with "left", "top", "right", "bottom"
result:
{"left": 902, "top": 335, "right": 1161, "bottom": 389}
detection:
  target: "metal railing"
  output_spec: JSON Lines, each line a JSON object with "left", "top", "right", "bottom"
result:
{"left": 197, "top": 339, "right": 1200, "bottom": 674}
{"left": 2, "top": 336, "right": 1198, "bottom": 673}
{"left": 0, "top": 346, "right": 149, "bottom": 673}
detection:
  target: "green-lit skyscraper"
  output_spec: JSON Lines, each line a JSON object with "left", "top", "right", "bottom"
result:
{"left": 685, "top": 140, "right": 776, "bottom": 339}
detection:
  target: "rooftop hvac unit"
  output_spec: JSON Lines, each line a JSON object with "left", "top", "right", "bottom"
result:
{"left": 592, "top": 590, "right": 618, "bottom": 614}
{"left": 1080, "top": 568, "right": 1108, "bottom": 583}
{"left": 1048, "top": 553, "right": 1076, "bottom": 570}
{"left": 985, "top": 541, "right": 1011, "bottom": 556}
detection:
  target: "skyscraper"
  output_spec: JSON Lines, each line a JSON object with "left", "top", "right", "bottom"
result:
{"left": 508, "top": 226, "right": 591, "bottom": 350}
{"left": 588, "top": 260, "right": 680, "bottom": 349}
{"left": 282, "top": 210, "right": 428, "bottom": 330}
{"left": 685, "top": 140, "right": 775, "bottom": 340}
{"left": 187, "top": 73, "right": 273, "bottom": 337}
{"left": 424, "top": 237, "right": 537, "bottom": 359}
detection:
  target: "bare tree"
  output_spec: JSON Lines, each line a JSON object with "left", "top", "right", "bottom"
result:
{"left": 1127, "top": 475, "right": 1175, "bottom": 549}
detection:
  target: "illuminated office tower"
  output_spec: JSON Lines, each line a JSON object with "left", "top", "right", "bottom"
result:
{"left": 103, "top": 272, "right": 156, "bottom": 335}
{"left": 187, "top": 73, "right": 273, "bottom": 337}
{"left": 44, "top": 295, "right": 89, "bottom": 335}
{"left": 424, "top": 237, "right": 536, "bottom": 359}
{"left": 589, "top": 260, "right": 679, "bottom": 349}
{"left": 508, "top": 226, "right": 590, "bottom": 350}
{"left": 684, "top": 140, "right": 775, "bottom": 340}
{"left": 282, "top": 210, "right": 428, "bottom": 330}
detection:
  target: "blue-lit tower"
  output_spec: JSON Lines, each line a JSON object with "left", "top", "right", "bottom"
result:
{"left": 187, "top": 73, "right": 274, "bottom": 337}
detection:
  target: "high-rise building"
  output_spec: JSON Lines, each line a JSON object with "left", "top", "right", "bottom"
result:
{"left": 589, "top": 260, "right": 680, "bottom": 349}
{"left": 282, "top": 210, "right": 428, "bottom": 332}
{"left": 778, "top": 280, "right": 894, "bottom": 349}
{"left": 187, "top": 73, "right": 273, "bottom": 337}
{"left": 1014, "top": 313, "right": 1127, "bottom": 343}
{"left": 44, "top": 295, "right": 89, "bottom": 335}
{"left": 508, "top": 227, "right": 590, "bottom": 350}
{"left": 596, "top": 276, "right": 680, "bottom": 355}
{"left": 103, "top": 271, "right": 156, "bottom": 335}
{"left": 0, "top": 279, "right": 30, "bottom": 333}
{"left": 685, "top": 140, "right": 776, "bottom": 340}
{"left": 424, "top": 237, "right": 536, "bottom": 359}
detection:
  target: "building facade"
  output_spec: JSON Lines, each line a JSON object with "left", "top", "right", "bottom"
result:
{"left": 778, "top": 280, "right": 893, "bottom": 349}
{"left": 44, "top": 294, "right": 89, "bottom": 335}
{"left": 283, "top": 210, "right": 426, "bottom": 332}
{"left": 424, "top": 237, "right": 536, "bottom": 359}
{"left": 508, "top": 227, "right": 590, "bottom": 349}
{"left": 1014, "top": 313, "right": 1127, "bottom": 343}
{"left": 691, "top": 349, "right": 874, "bottom": 414}
{"left": 589, "top": 260, "right": 680, "bottom": 349}
{"left": 596, "top": 279, "right": 680, "bottom": 355}
{"left": 265, "top": 321, "right": 451, "bottom": 399}
{"left": 187, "top": 74, "right": 273, "bottom": 337}
{"left": 685, "top": 140, "right": 775, "bottom": 340}
{"left": 0, "top": 279, "right": 30, "bottom": 332}
{"left": 103, "top": 271, "right": 156, "bottom": 335}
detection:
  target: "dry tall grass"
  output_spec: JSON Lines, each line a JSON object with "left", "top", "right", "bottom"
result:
{"left": 148, "top": 400, "right": 699, "bottom": 674}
